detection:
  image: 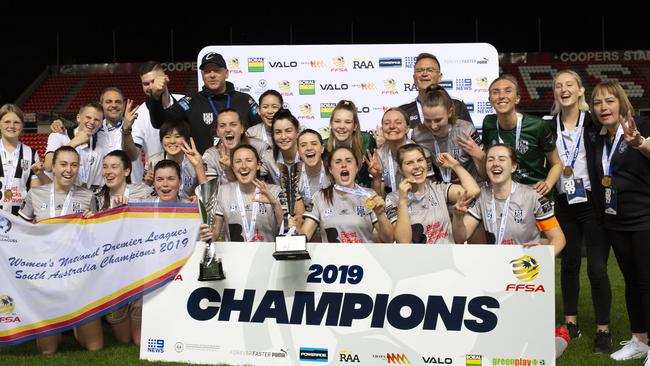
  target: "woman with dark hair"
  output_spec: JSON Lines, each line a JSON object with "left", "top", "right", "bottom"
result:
{"left": 452, "top": 143, "right": 565, "bottom": 255}
{"left": 96, "top": 150, "right": 153, "bottom": 210}
{"left": 386, "top": 143, "right": 479, "bottom": 244}
{"left": 295, "top": 146, "right": 392, "bottom": 243}
{"left": 145, "top": 121, "right": 206, "bottom": 199}
{"left": 211, "top": 144, "right": 284, "bottom": 242}
{"left": 18, "top": 145, "right": 100, "bottom": 354}
{"left": 247, "top": 90, "right": 283, "bottom": 146}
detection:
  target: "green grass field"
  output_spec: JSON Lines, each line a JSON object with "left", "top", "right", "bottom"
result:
{"left": 0, "top": 252, "right": 644, "bottom": 365}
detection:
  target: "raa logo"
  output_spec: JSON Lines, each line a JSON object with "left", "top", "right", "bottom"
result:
{"left": 339, "top": 349, "right": 360, "bottom": 363}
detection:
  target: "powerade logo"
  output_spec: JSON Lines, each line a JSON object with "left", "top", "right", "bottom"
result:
{"left": 379, "top": 57, "right": 402, "bottom": 67}
{"left": 248, "top": 57, "right": 264, "bottom": 72}
{"left": 147, "top": 339, "right": 165, "bottom": 353}
{"left": 439, "top": 80, "right": 453, "bottom": 90}
{"left": 300, "top": 347, "right": 328, "bottom": 362}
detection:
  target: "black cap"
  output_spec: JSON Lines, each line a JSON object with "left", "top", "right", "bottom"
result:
{"left": 199, "top": 52, "right": 227, "bottom": 70}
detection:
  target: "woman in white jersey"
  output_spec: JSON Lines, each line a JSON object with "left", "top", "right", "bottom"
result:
{"left": 18, "top": 146, "right": 100, "bottom": 354}
{"left": 386, "top": 144, "right": 479, "bottom": 244}
{"left": 96, "top": 150, "right": 153, "bottom": 210}
{"left": 366, "top": 107, "right": 435, "bottom": 197}
{"left": 246, "top": 90, "right": 282, "bottom": 146}
{"left": 0, "top": 104, "right": 48, "bottom": 215}
{"left": 212, "top": 144, "right": 284, "bottom": 242}
{"left": 145, "top": 121, "right": 206, "bottom": 199}
{"left": 297, "top": 146, "right": 393, "bottom": 243}
{"left": 452, "top": 143, "right": 565, "bottom": 255}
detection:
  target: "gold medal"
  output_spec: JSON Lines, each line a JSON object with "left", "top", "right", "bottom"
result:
{"left": 563, "top": 166, "right": 573, "bottom": 177}
{"left": 601, "top": 176, "right": 612, "bottom": 187}
{"left": 364, "top": 197, "right": 376, "bottom": 209}
{"left": 4, "top": 190, "right": 12, "bottom": 200}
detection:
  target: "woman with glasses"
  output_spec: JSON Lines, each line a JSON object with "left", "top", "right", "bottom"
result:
{"left": 398, "top": 52, "right": 472, "bottom": 127}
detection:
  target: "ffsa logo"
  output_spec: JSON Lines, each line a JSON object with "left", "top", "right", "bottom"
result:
{"left": 506, "top": 255, "right": 545, "bottom": 293}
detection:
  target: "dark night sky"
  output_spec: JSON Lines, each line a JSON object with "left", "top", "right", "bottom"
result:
{"left": 3, "top": 15, "right": 649, "bottom": 105}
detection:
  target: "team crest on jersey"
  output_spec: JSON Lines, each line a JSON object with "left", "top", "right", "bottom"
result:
{"left": 72, "top": 202, "right": 81, "bottom": 213}
{"left": 619, "top": 141, "right": 629, "bottom": 153}
{"left": 324, "top": 208, "right": 333, "bottom": 216}
{"left": 40, "top": 202, "right": 47, "bottom": 210}
{"left": 517, "top": 140, "right": 529, "bottom": 154}
{"left": 229, "top": 203, "right": 237, "bottom": 212}
{"left": 513, "top": 209, "right": 523, "bottom": 223}
{"left": 356, "top": 205, "right": 366, "bottom": 216}
{"left": 451, "top": 147, "right": 462, "bottom": 159}
{"left": 203, "top": 113, "right": 214, "bottom": 125}
{"left": 486, "top": 209, "right": 494, "bottom": 220}
{"left": 21, "top": 159, "right": 30, "bottom": 171}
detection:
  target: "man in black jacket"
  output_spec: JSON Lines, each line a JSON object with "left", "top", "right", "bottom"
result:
{"left": 147, "top": 52, "right": 260, "bottom": 154}
{"left": 399, "top": 53, "right": 472, "bottom": 128}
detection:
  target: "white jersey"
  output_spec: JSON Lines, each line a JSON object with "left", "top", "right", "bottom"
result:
{"left": 202, "top": 138, "right": 271, "bottom": 184}
{"left": 384, "top": 180, "right": 454, "bottom": 244}
{"left": 411, "top": 119, "right": 481, "bottom": 182}
{"left": 94, "top": 183, "right": 154, "bottom": 210}
{"left": 147, "top": 153, "right": 198, "bottom": 199}
{"left": 246, "top": 123, "right": 273, "bottom": 147}
{"left": 46, "top": 131, "right": 107, "bottom": 187}
{"left": 19, "top": 183, "right": 95, "bottom": 222}
{"left": 97, "top": 120, "right": 145, "bottom": 184}
{"left": 133, "top": 93, "right": 184, "bottom": 159}
{"left": 303, "top": 187, "right": 378, "bottom": 243}
{"left": 0, "top": 143, "right": 40, "bottom": 214}
{"left": 214, "top": 182, "right": 282, "bottom": 242}
{"left": 376, "top": 140, "right": 435, "bottom": 194}
{"left": 468, "top": 182, "right": 555, "bottom": 245}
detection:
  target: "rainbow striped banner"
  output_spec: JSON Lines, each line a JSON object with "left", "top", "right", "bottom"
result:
{"left": 0, "top": 202, "right": 200, "bottom": 347}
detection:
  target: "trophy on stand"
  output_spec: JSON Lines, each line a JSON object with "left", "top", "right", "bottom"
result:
{"left": 274, "top": 162, "right": 310, "bottom": 260}
{"left": 196, "top": 179, "right": 226, "bottom": 280}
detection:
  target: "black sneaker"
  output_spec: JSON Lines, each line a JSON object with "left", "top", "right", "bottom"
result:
{"left": 594, "top": 330, "right": 613, "bottom": 353}
{"left": 566, "top": 322, "right": 581, "bottom": 340}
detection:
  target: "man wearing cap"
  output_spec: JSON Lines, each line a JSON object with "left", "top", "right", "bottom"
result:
{"left": 147, "top": 52, "right": 261, "bottom": 154}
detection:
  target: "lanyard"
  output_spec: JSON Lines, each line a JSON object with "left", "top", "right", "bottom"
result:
{"left": 301, "top": 163, "right": 325, "bottom": 200}
{"left": 432, "top": 127, "right": 452, "bottom": 182}
{"left": 207, "top": 94, "right": 231, "bottom": 119}
{"left": 236, "top": 184, "right": 260, "bottom": 242}
{"left": 601, "top": 124, "right": 624, "bottom": 178}
{"left": 0, "top": 142, "right": 22, "bottom": 192}
{"left": 556, "top": 112, "right": 585, "bottom": 172}
{"left": 490, "top": 181, "right": 517, "bottom": 245}
{"left": 497, "top": 113, "right": 523, "bottom": 150}
{"left": 50, "top": 184, "right": 74, "bottom": 217}
{"left": 416, "top": 98, "right": 424, "bottom": 124}
{"left": 334, "top": 184, "right": 371, "bottom": 198}
{"left": 79, "top": 147, "right": 94, "bottom": 185}
{"left": 386, "top": 149, "right": 398, "bottom": 189}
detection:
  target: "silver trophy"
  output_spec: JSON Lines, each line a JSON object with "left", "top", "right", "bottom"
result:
{"left": 196, "top": 179, "right": 225, "bottom": 280}
{"left": 274, "top": 162, "right": 310, "bottom": 260}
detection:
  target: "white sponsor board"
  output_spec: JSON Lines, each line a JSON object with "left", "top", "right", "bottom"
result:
{"left": 141, "top": 243, "right": 554, "bottom": 366}
{"left": 198, "top": 44, "right": 498, "bottom": 131}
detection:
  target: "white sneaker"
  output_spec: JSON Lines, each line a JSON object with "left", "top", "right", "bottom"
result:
{"left": 610, "top": 336, "right": 650, "bottom": 361}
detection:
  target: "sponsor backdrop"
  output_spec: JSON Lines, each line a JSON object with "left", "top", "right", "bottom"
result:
{"left": 197, "top": 44, "right": 498, "bottom": 132}
{"left": 141, "top": 243, "right": 554, "bottom": 365}
{"left": 0, "top": 203, "right": 200, "bottom": 346}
